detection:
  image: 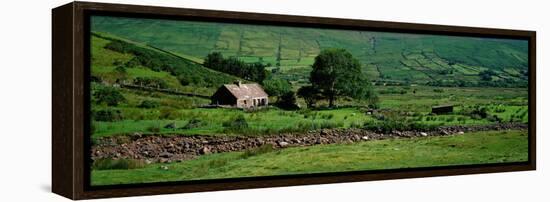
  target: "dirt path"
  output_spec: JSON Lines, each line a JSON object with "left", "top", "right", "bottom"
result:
{"left": 91, "top": 122, "right": 527, "bottom": 163}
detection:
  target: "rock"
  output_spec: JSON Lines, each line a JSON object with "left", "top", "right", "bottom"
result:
{"left": 145, "top": 159, "right": 152, "bottom": 164}
{"left": 199, "top": 146, "right": 211, "bottom": 154}
{"left": 159, "top": 158, "right": 171, "bottom": 163}
{"left": 131, "top": 132, "right": 143, "bottom": 139}
{"left": 201, "top": 140, "right": 209, "bottom": 144}
{"left": 159, "top": 152, "right": 173, "bottom": 158}
{"left": 164, "top": 122, "right": 176, "bottom": 129}
{"left": 458, "top": 131, "right": 465, "bottom": 135}
{"left": 277, "top": 141, "right": 289, "bottom": 147}
{"left": 362, "top": 136, "right": 370, "bottom": 140}
{"left": 420, "top": 132, "right": 428, "bottom": 137}
{"left": 160, "top": 165, "right": 169, "bottom": 170}
{"left": 320, "top": 129, "right": 330, "bottom": 136}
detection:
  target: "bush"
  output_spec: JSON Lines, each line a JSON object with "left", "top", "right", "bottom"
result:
{"left": 159, "top": 108, "right": 182, "bottom": 119}
{"left": 93, "top": 109, "right": 123, "bottom": 122}
{"left": 487, "top": 115, "right": 502, "bottom": 122}
{"left": 92, "top": 158, "right": 146, "bottom": 170}
{"left": 133, "top": 77, "right": 168, "bottom": 89}
{"left": 147, "top": 125, "right": 161, "bottom": 133}
{"left": 469, "top": 106, "right": 489, "bottom": 119}
{"left": 494, "top": 107, "right": 506, "bottom": 113}
{"left": 93, "top": 86, "right": 125, "bottom": 106}
{"left": 223, "top": 115, "right": 249, "bottom": 132}
{"left": 138, "top": 100, "right": 159, "bottom": 109}
{"left": 277, "top": 91, "right": 299, "bottom": 110}
{"left": 321, "top": 113, "right": 334, "bottom": 119}
{"left": 182, "top": 118, "right": 205, "bottom": 129}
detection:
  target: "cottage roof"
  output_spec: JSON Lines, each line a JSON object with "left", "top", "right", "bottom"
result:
{"left": 223, "top": 83, "right": 268, "bottom": 99}
{"left": 432, "top": 104, "right": 454, "bottom": 108}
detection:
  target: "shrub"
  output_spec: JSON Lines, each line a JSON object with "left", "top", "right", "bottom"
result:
{"left": 133, "top": 77, "right": 168, "bottom": 89}
{"left": 277, "top": 91, "right": 299, "bottom": 110}
{"left": 90, "top": 75, "right": 102, "bottom": 83}
{"left": 93, "top": 86, "right": 125, "bottom": 106}
{"left": 147, "top": 125, "right": 160, "bottom": 133}
{"left": 138, "top": 100, "right": 159, "bottom": 109}
{"left": 469, "top": 106, "right": 489, "bottom": 119}
{"left": 487, "top": 115, "right": 502, "bottom": 122}
{"left": 494, "top": 107, "right": 506, "bottom": 113}
{"left": 159, "top": 108, "right": 182, "bottom": 119}
{"left": 182, "top": 118, "right": 205, "bottom": 129}
{"left": 349, "top": 122, "right": 363, "bottom": 128}
{"left": 445, "top": 116, "right": 456, "bottom": 122}
{"left": 223, "top": 115, "right": 249, "bottom": 132}
{"left": 92, "top": 158, "right": 146, "bottom": 170}
{"left": 115, "top": 65, "right": 127, "bottom": 73}
{"left": 93, "top": 109, "right": 123, "bottom": 122}
{"left": 321, "top": 113, "right": 334, "bottom": 119}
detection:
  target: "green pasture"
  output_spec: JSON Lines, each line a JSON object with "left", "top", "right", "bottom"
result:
{"left": 91, "top": 129, "right": 528, "bottom": 185}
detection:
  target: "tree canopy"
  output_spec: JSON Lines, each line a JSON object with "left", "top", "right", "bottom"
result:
{"left": 203, "top": 52, "right": 269, "bottom": 83}
{"left": 310, "top": 48, "right": 374, "bottom": 107}
{"left": 263, "top": 78, "right": 292, "bottom": 99}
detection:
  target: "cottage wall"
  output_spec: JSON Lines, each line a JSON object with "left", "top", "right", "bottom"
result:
{"left": 211, "top": 88, "right": 237, "bottom": 106}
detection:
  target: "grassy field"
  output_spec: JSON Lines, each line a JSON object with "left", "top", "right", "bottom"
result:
{"left": 89, "top": 16, "right": 530, "bottom": 186}
{"left": 91, "top": 16, "right": 528, "bottom": 86}
{"left": 91, "top": 129, "right": 528, "bottom": 185}
{"left": 89, "top": 30, "right": 528, "bottom": 140}
{"left": 92, "top": 83, "right": 527, "bottom": 138}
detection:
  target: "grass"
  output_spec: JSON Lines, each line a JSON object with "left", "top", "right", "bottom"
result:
{"left": 88, "top": 16, "right": 531, "bottom": 187}
{"left": 90, "top": 84, "right": 528, "bottom": 138}
{"left": 91, "top": 129, "right": 528, "bottom": 185}
{"left": 91, "top": 107, "right": 373, "bottom": 138}
{"left": 91, "top": 15, "right": 528, "bottom": 86}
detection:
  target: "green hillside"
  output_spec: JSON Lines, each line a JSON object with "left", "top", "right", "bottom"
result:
{"left": 91, "top": 16, "right": 528, "bottom": 87}
{"left": 91, "top": 32, "right": 243, "bottom": 96}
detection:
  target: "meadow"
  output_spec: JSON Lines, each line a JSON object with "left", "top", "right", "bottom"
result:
{"left": 91, "top": 16, "right": 528, "bottom": 88}
{"left": 91, "top": 130, "right": 528, "bottom": 185}
{"left": 90, "top": 33, "right": 527, "bottom": 138}
{"left": 88, "top": 16, "right": 530, "bottom": 186}
{"left": 92, "top": 85, "right": 528, "bottom": 138}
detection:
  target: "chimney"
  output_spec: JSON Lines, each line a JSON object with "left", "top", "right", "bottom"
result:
{"left": 234, "top": 80, "right": 242, "bottom": 87}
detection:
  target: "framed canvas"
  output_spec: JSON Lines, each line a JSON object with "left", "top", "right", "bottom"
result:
{"left": 52, "top": 1, "right": 536, "bottom": 199}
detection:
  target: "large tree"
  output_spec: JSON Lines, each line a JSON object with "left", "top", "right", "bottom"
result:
{"left": 297, "top": 85, "right": 321, "bottom": 108}
{"left": 310, "top": 48, "right": 373, "bottom": 107}
{"left": 263, "top": 78, "right": 292, "bottom": 101}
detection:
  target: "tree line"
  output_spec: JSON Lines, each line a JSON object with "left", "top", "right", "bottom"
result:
{"left": 203, "top": 52, "right": 269, "bottom": 83}
{"left": 99, "top": 33, "right": 234, "bottom": 88}
{"left": 267, "top": 48, "right": 378, "bottom": 109}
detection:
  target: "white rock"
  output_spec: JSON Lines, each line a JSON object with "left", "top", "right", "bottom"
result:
{"left": 362, "top": 136, "right": 370, "bottom": 140}
{"left": 458, "top": 131, "right": 465, "bottom": 135}
{"left": 420, "top": 132, "right": 428, "bottom": 137}
{"left": 278, "top": 141, "right": 289, "bottom": 147}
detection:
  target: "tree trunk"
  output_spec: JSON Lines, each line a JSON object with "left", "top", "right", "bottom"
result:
{"left": 328, "top": 94, "right": 335, "bottom": 108}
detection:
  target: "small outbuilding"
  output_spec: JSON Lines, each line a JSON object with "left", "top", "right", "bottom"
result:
{"left": 211, "top": 81, "right": 269, "bottom": 108}
{"left": 431, "top": 104, "right": 453, "bottom": 114}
